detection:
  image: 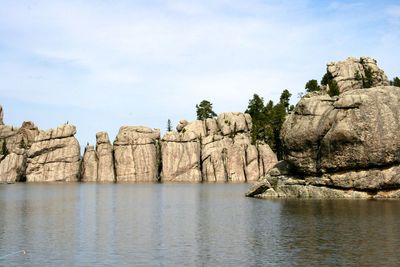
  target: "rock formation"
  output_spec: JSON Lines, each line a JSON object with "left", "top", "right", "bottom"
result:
{"left": 176, "top": 112, "right": 277, "bottom": 182}
{"left": 81, "top": 144, "right": 98, "bottom": 182}
{"left": 161, "top": 131, "right": 201, "bottom": 182}
{"left": 0, "top": 113, "right": 40, "bottom": 183}
{"left": 96, "top": 132, "right": 115, "bottom": 182}
{"left": 26, "top": 124, "right": 80, "bottom": 182}
{"left": 113, "top": 126, "right": 160, "bottom": 182}
{"left": 247, "top": 86, "right": 400, "bottom": 199}
{"left": 326, "top": 57, "right": 389, "bottom": 93}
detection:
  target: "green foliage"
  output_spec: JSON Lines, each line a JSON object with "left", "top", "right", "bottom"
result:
{"left": 328, "top": 80, "right": 340, "bottom": 97}
{"left": 245, "top": 90, "right": 292, "bottom": 159}
{"left": 167, "top": 119, "right": 172, "bottom": 132}
{"left": 354, "top": 70, "right": 362, "bottom": 81}
{"left": 393, "top": 77, "right": 400, "bottom": 87}
{"left": 1, "top": 140, "right": 8, "bottom": 156}
{"left": 279, "top": 89, "right": 292, "bottom": 112}
{"left": 196, "top": 100, "right": 217, "bottom": 120}
{"left": 19, "top": 139, "right": 27, "bottom": 149}
{"left": 321, "top": 71, "right": 333, "bottom": 86}
{"left": 305, "top": 79, "right": 320, "bottom": 93}
{"left": 363, "top": 66, "right": 374, "bottom": 88}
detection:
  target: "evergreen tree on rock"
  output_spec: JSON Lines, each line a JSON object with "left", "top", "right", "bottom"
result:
{"left": 196, "top": 100, "right": 217, "bottom": 120}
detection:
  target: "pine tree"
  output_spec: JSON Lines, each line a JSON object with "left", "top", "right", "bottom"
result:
{"left": 196, "top": 100, "right": 217, "bottom": 120}
{"left": 167, "top": 119, "right": 172, "bottom": 132}
{"left": 393, "top": 77, "right": 400, "bottom": 87}
{"left": 305, "top": 79, "right": 320, "bottom": 93}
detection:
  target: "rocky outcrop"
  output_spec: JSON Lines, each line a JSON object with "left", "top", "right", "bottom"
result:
{"left": 0, "top": 153, "right": 26, "bottom": 183}
{"left": 81, "top": 145, "right": 98, "bottom": 182}
{"left": 161, "top": 131, "right": 201, "bottom": 182}
{"left": 327, "top": 57, "right": 389, "bottom": 93}
{"left": 26, "top": 124, "right": 80, "bottom": 182}
{"left": 248, "top": 86, "right": 400, "bottom": 199}
{"left": 113, "top": 126, "right": 160, "bottom": 182}
{"left": 177, "top": 112, "right": 277, "bottom": 182}
{"left": 0, "top": 120, "right": 40, "bottom": 183}
{"left": 96, "top": 132, "right": 115, "bottom": 182}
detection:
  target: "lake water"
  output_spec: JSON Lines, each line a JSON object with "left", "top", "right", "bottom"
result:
{"left": 1, "top": 183, "right": 400, "bottom": 266}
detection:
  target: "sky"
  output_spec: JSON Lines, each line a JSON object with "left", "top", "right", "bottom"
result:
{"left": 0, "top": 0, "right": 399, "bottom": 147}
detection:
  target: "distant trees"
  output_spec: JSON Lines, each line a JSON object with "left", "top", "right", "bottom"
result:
{"left": 305, "top": 79, "right": 320, "bottom": 93}
{"left": 167, "top": 119, "right": 172, "bottom": 132}
{"left": 391, "top": 77, "right": 400, "bottom": 87}
{"left": 245, "top": 90, "right": 293, "bottom": 159}
{"left": 196, "top": 100, "right": 217, "bottom": 120}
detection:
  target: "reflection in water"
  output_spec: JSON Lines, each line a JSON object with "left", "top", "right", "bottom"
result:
{"left": 1, "top": 184, "right": 400, "bottom": 266}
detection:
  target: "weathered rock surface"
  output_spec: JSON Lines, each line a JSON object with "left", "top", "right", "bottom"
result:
{"left": 248, "top": 85, "right": 400, "bottom": 199}
{"left": 81, "top": 145, "right": 98, "bottom": 182}
{"left": 282, "top": 86, "right": 400, "bottom": 175}
{"left": 0, "top": 153, "right": 26, "bottom": 183}
{"left": 327, "top": 57, "right": 389, "bottom": 93}
{"left": 26, "top": 124, "right": 80, "bottom": 182}
{"left": 96, "top": 132, "right": 115, "bottom": 182}
{"left": 114, "top": 126, "right": 160, "bottom": 182}
{"left": 180, "top": 112, "right": 277, "bottom": 182}
{"left": 161, "top": 131, "right": 201, "bottom": 182}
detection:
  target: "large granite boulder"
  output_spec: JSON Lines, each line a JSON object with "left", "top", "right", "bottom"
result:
{"left": 248, "top": 86, "right": 400, "bottom": 199}
{"left": 96, "top": 132, "right": 115, "bottom": 182}
{"left": 113, "top": 126, "right": 160, "bottom": 182}
{"left": 26, "top": 124, "right": 80, "bottom": 182}
{"left": 161, "top": 131, "right": 201, "bottom": 182}
{"left": 327, "top": 57, "right": 389, "bottom": 93}
{"left": 282, "top": 86, "right": 400, "bottom": 175}
{"left": 81, "top": 144, "right": 98, "bottom": 182}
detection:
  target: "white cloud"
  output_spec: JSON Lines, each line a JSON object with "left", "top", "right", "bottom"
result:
{"left": 0, "top": 0, "right": 399, "bottom": 144}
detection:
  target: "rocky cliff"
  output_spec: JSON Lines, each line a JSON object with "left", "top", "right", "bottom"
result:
{"left": 247, "top": 86, "right": 400, "bottom": 199}
{"left": 327, "top": 57, "right": 389, "bottom": 93}
{"left": 114, "top": 126, "right": 160, "bottom": 182}
{"left": 0, "top": 118, "right": 40, "bottom": 183}
{"left": 171, "top": 112, "right": 277, "bottom": 182}
{"left": 26, "top": 124, "right": 80, "bottom": 182}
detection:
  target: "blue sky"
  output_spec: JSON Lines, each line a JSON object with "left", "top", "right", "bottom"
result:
{"left": 0, "top": 0, "right": 399, "bottom": 146}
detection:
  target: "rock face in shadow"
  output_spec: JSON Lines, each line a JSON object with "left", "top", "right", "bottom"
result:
{"left": 96, "top": 132, "right": 115, "bottom": 182}
{"left": 175, "top": 112, "right": 277, "bottom": 182}
{"left": 161, "top": 131, "right": 201, "bottom": 182}
{"left": 0, "top": 117, "right": 40, "bottom": 183}
{"left": 113, "top": 126, "right": 160, "bottom": 182}
{"left": 327, "top": 57, "right": 389, "bottom": 93}
{"left": 26, "top": 124, "right": 80, "bottom": 182}
{"left": 248, "top": 86, "right": 400, "bottom": 199}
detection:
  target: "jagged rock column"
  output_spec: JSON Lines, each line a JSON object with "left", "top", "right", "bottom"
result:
{"left": 113, "top": 126, "right": 160, "bottom": 182}
{"left": 81, "top": 144, "right": 98, "bottom": 182}
{"left": 96, "top": 132, "right": 115, "bottom": 182}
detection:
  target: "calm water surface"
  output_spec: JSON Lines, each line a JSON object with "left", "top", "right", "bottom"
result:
{"left": 1, "top": 183, "right": 400, "bottom": 266}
